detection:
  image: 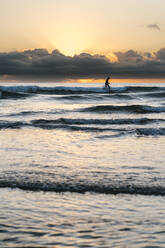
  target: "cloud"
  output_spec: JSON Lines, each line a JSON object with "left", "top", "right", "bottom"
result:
{"left": 114, "top": 50, "right": 143, "bottom": 64}
{"left": 155, "top": 48, "right": 165, "bottom": 61}
{"left": 0, "top": 48, "right": 165, "bottom": 80}
{"left": 147, "top": 24, "right": 160, "bottom": 30}
{"left": 0, "top": 49, "right": 112, "bottom": 79}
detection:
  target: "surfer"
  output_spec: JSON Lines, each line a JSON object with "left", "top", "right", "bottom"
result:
{"left": 105, "top": 76, "right": 111, "bottom": 93}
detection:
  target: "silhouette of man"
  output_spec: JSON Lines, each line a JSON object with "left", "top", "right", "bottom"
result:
{"left": 105, "top": 76, "right": 110, "bottom": 93}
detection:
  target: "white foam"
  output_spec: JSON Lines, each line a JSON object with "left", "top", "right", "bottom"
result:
{"left": 0, "top": 85, "right": 129, "bottom": 94}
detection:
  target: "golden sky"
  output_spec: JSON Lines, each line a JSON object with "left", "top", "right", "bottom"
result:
{"left": 1, "top": 0, "right": 165, "bottom": 81}
{"left": 1, "top": 0, "right": 165, "bottom": 56}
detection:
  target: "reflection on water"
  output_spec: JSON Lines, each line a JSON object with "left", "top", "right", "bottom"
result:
{"left": 1, "top": 189, "right": 165, "bottom": 248}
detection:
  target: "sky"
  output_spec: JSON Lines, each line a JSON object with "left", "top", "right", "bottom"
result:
{"left": 0, "top": 0, "right": 165, "bottom": 81}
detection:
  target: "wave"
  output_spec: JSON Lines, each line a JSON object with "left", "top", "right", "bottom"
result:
{"left": 122, "top": 86, "right": 165, "bottom": 93}
{"left": 136, "top": 128, "right": 165, "bottom": 136}
{"left": 142, "top": 92, "right": 165, "bottom": 98}
{"left": 1, "top": 119, "right": 165, "bottom": 136}
{"left": 0, "top": 90, "right": 30, "bottom": 99}
{"left": 96, "top": 128, "right": 165, "bottom": 138}
{"left": 31, "top": 117, "right": 164, "bottom": 125}
{"left": 0, "top": 179, "right": 165, "bottom": 196}
{"left": 0, "top": 121, "right": 28, "bottom": 129}
{"left": 0, "top": 85, "right": 165, "bottom": 96}
{"left": 0, "top": 117, "right": 163, "bottom": 129}
{"left": 82, "top": 104, "right": 165, "bottom": 114}
{"left": 0, "top": 120, "right": 116, "bottom": 132}
{"left": 0, "top": 85, "right": 106, "bottom": 95}
{"left": 58, "top": 93, "right": 133, "bottom": 101}
{"left": 7, "top": 110, "right": 45, "bottom": 117}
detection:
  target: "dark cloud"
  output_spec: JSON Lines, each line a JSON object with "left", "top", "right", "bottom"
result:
{"left": 114, "top": 50, "right": 143, "bottom": 64}
{"left": 0, "top": 48, "right": 165, "bottom": 80}
{"left": 155, "top": 48, "right": 165, "bottom": 61}
{"left": 147, "top": 24, "right": 160, "bottom": 30}
{"left": 0, "top": 49, "right": 112, "bottom": 79}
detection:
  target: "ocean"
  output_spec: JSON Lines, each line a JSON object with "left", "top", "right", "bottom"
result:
{"left": 0, "top": 81, "right": 165, "bottom": 248}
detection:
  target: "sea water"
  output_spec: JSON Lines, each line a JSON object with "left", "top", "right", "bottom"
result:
{"left": 0, "top": 82, "right": 165, "bottom": 247}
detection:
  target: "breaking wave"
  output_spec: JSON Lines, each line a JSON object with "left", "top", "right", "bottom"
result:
{"left": 0, "top": 85, "right": 165, "bottom": 96}
{"left": 0, "top": 85, "right": 106, "bottom": 95}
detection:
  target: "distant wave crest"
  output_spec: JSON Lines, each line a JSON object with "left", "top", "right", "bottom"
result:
{"left": 0, "top": 85, "right": 165, "bottom": 96}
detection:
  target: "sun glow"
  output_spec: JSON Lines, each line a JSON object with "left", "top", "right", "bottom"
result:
{"left": 50, "top": 27, "right": 91, "bottom": 56}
